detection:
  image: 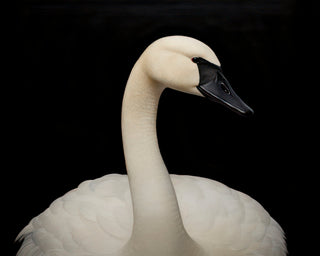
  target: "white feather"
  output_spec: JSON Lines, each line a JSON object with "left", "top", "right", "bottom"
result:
{"left": 17, "top": 174, "right": 286, "bottom": 256}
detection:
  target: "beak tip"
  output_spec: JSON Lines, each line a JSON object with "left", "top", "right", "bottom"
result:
{"left": 242, "top": 106, "right": 254, "bottom": 117}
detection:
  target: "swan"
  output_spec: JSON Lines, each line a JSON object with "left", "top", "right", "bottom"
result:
{"left": 16, "top": 35, "right": 286, "bottom": 256}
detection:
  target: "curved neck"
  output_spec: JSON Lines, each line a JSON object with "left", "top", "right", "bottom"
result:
{"left": 121, "top": 61, "right": 193, "bottom": 253}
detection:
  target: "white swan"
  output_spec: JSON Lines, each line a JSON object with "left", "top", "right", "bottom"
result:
{"left": 16, "top": 36, "right": 286, "bottom": 256}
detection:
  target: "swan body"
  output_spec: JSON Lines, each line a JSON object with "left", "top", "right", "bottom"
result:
{"left": 17, "top": 175, "right": 285, "bottom": 256}
{"left": 17, "top": 36, "right": 286, "bottom": 256}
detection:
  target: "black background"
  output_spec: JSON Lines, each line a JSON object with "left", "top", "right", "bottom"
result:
{"left": 9, "top": 0, "right": 314, "bottom": 255}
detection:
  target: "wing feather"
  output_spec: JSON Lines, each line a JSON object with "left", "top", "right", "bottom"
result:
{"left": 17, "top": 174, "right": 132, "bottom": 256}
{"left": 17, "top": 173, "right": 285, "bottom": 256}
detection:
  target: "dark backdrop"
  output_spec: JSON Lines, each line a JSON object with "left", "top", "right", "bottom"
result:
{"left": 9, "top": 0, "right": 314, "bottom": 255}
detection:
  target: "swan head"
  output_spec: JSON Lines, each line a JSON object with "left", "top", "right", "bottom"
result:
{"left": 142, "top": 36, "right": 254, "bottom": 116}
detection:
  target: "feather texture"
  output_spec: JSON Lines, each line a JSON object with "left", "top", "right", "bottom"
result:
{"left": 17, "top": 174, "right": 286, "bottom": 256}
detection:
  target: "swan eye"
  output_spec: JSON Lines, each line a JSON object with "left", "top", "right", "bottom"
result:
{"left": 191, "top": 57, "right": 201, "bottom": 63}
{"left": 220, "top": 82, "right": 231, "bottom": 95}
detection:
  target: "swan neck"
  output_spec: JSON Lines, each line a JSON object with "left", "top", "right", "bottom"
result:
{"left": 121, "top": 61, "right": 191, "bottom": 249}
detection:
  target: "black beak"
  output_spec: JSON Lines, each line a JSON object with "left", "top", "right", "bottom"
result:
{"left": 193, "top": 57, "right": 254, "bottom": 116}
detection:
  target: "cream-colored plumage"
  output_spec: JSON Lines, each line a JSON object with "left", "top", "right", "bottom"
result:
{"left": 17, "top": 36, "right": 286, "bottom": 256}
